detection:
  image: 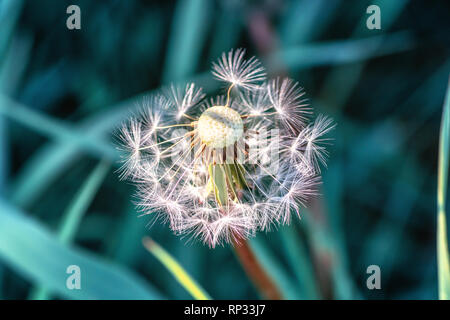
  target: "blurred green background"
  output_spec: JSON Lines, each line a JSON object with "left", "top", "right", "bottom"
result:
{"left": 0, "top": 0, "right": 449, "bottom": 300}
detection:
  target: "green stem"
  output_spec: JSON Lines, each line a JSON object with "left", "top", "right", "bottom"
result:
{"left": 232, "top": 237, "right": 283, "bottom": 300}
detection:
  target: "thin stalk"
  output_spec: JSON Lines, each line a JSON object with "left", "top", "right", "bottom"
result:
{"left": 437, "top": 77, "right": 450, "bottom": 300}
{"left": 232, "top": 237, "right": 282, "bottom": 300}
{"left": 225, "top": 83, "right": 235, "bottom": 107}
{"left": 142, "top": 237, "right": 211, "bottom": 300}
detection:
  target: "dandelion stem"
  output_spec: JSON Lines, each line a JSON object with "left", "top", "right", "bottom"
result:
{"left": 183, "top": 113, "right": 197, "bottom": 121}
{"left": 155, "top": 123, "right": 196, "bottom": 130}
{"left": 232, "top": 236, "right": 283, "bottom": 300}
{"left": 138, "top": 134, "right": 190, "bottom": 151}
{"left": 241, "top": 112, "right": 278, "bottom": 118}
{"left": 225, "top": 83, "right": 235, "bottom": 107}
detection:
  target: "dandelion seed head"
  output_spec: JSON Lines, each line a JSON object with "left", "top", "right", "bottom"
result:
{"left": 117, "top": 49, "right": 335, "bottom": 247}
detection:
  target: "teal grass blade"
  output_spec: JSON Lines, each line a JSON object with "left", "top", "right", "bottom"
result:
{"left": 437, "top": 77, "right": 450, "bottom": 300}
{"left": 143, "top": 237, "right": 211, "bottom": 300}
{"left": 30, "top": 159, "right": 111, "bottom": 299}
{"left": 0, "top": 199, "right": 164, "bottom": 299}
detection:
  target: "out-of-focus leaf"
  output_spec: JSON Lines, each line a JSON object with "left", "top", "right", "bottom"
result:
{"left": 0, "top": 199, "right": 164, "bottom": 300}
{"left": 0, "top": 95, "right": 117, "bottom": 160}
{"left": 280, "top": 0, "right": 340, "bottom": 46}
{"left": 57, "top": 159, "right": 110, "bottom": 244}
{"left": 162, "top": 0, "right": 210, "bottom": 83}
{"left": 8, "top": 89, "right": 151, "bottom": 207}
{"left": 277, "top": 31, "right": 414, "bottom": 71}
{"left": 248, "top": 236, "right": 302, "bottom": 299}
{"left": 279, "top": 226, "right": 319, "bottom": 299}
{"left": 207, "top": 1, "right": 242, "bottom": 60}
{"left": 143, "top": 237, "right": 211, "bottom": 300}
{"left": 437, "top": 77, "right": 450, "bottom": 300}
{"left": 0, "top": 0, "right": 24, "bottom": 59}
{"left": 0, "top": 1, "right": 30, "bottom": 297}
{"left": 300, "top": 211, "right": 358, "bottom": 299}
{"left": 31, "top": 159, "right": 111, "bottom": 299}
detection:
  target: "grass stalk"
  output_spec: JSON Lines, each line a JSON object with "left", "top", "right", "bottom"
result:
{"left": 142, "top": 237, "right": 211, "bottom": 300}
{"left": 437, "top": 77, "right": 450, "bottom": 300}
{"left": 232, "top": 237, "right": 282, "bottom": 300}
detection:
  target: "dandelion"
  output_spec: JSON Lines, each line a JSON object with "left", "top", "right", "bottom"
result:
{"left": 117, "top": 48, "right": 335, "bottom": 248}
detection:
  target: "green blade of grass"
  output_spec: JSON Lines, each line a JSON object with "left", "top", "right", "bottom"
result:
{"left": 207, "top": 1, "right": 242, "bottom": 61}
{"left": 279, "top": 0, "right": 340, "bottom": 46}
{"left": 30, "top": 159, "right": 111, "bottom": 299}
{"left": 0, "top": 94, "right": 117, "bottom": 160}
{"left": 106, "top": 203, "right": 144, "bottom": 265}
{"left": 300, "top": 210, "right": 359, "bottom": 299}
{"left": 0, "top": 0, "right": 24, "bottom": 60}
{"left": 0, "top": 199, "right": 164, "bottom": 300}
{"left": 438, "top": 210, "right": 450, "bottom": 300}
{"left": 248, "top": 236, "right": 303, "bottom": 299}
{"left": 0, "top": 2, "right": 29, "bottom": 298}
{"left": 279, "top": 225, "right": 319, "bottom": 299}
{"left": 277, "top": 31, "right": 414, "bottom": 71}
{"left": 162, "top": 0, "right": 210, "bottom": 83}
{"left": 437, "top": 77, "right": 450, "bottom": 300}
{"left": 7, "top": 90, "right": 152, "bottom": 208}
{"left": 58, "top": 159, "right": 111, "bottom": 244}
{"left": 142, "top": 237, "right": 211, "bottom": 300}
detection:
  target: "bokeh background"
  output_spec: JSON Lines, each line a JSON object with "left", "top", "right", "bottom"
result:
{"left": 0, "top": 0, "right": 449, "bottom": 300}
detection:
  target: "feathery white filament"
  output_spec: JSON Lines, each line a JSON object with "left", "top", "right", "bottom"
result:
{"left": 212, "top": 48, "right": 266, "bottom": 90}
